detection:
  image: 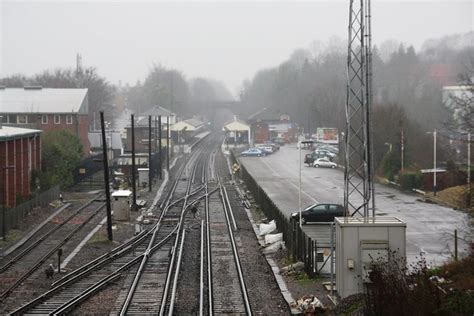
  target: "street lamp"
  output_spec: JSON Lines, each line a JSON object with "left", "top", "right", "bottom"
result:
{"left": 2, "top": 165, "right": 15, "bottom": 241}
{"left": 298, "top": 140, "right": 314, "bottom": 228}
{"left": 427, "top": 129, "right": 437, "bottom": 196}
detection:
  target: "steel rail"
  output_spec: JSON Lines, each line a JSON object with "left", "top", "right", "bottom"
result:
{"left": 216, "top": 172, "right": 252, "bottom": 315}
{"left": 11, "top": 228, "right": 177, "bottom": 316}
{"left": 0, "top": 202, "right": 105, "bottom": 300}
{"left": 120, "top": 150, "right": 201, "bottom": 315}
{"left": 51, "top": 230, "right": 148, "bottom": 287}
{"left": 167, "top": 228, "right": 186, "bottom": 315}
{"left": 159, "top": 152, "right": 201, "bottom": 316}
{"left": 0, "top": 197, "right": 99, "bottom": 273}
{"left": 48, "top": 229, "right": 177, "bottom": 316}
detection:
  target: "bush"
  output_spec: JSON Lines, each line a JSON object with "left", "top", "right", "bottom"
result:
{"left": 364, "top": 252, "right": 443, "bottom": 316}
{"left": 399, "top": 171, "right": 423, "bottom": 191}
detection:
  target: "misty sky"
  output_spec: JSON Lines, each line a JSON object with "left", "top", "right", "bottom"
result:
{"left": 1, "top": 1, "right": 472, "bottom": 96}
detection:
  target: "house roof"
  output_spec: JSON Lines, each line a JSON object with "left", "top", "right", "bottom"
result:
{"left": 141, "top": 105, "right": 177, "bottom": 117}
{"left": 223, "top": 116, "right": 250, "bottom": 131}
{"left": 0, "top": 125, "right": 42, "bottom": 140}
{"left": 171, "top": 118, "right": 204, "bottom": 131}
{"left": 0, "top": 88, "right": 88, "bottom": 114}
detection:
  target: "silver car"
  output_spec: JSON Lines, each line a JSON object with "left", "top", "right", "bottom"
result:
{"left": 313, "top": 158, "right": 337, "bottom": 168}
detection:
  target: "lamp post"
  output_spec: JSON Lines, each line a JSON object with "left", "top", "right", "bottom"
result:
{"left": 2, "top": 165, "right": 15, "bottom": 241}
{"left": 427, "top": 129, "right": 437, "bottom": 196}
{"left": 298, "top": 140, "right": 313, "bottom": 228}
{"left": 468, "top": 132, "right": 471, "bottom": 207}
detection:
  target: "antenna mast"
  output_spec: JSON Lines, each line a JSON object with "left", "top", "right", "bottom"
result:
{"left": 344, "top": 0, "right": 375, "bottom": 218}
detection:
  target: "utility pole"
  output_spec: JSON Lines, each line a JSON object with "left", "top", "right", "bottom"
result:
{"left": 401, "top": 129, "right": 405, "bottom": 172}
{"left": 158, "top": 115, "right": 162, "bottom": 180}
{"left": 131, "top": 114, "right": 137, "bottom": 209}
{"left": 167, "top": 116, "right": 170, "bottom": 171}
{"left": 100, "top": 111, "right": 113, "bottom": 241}
{"left": 468, "top": 132, "right": 471, "bottom": 207}
{"left": 154, "top": 116, "right": 158, "bottom": 177}
{"left": 433, "top": 129, "right": 437, "bottom": 196}
{"left": 148, "top": 115, "right": 152, "bottom": 192}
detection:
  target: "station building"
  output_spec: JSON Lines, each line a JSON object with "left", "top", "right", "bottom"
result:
{"left": 0, "top": 123, "right": 42, "bottom": 207}
{"left": 0, "top": 87, "right": 90, "bottom": 156}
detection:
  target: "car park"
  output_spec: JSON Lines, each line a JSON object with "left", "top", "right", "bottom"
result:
{"left": 241, "top": 148, "right": 265, "bottom": 157}
{"left": 313, "top": 158, "right": 337, "bottom": 168}
{"left": 291, "top": 203, "right": 345, "bottom": 224}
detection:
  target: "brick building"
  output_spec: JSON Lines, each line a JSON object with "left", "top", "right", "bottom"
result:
{"left": 0, "top": 124, "right": 42, "bottom": 208}
{"left": 0, "top": 87, "right": 90, "bottom": 155}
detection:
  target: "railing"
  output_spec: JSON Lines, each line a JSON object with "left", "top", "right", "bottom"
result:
{"left": 1, "top": 185, "right": 60, "bottom": 239}
{"left": 230, "top": 150, "right": 329, "bottom": 277}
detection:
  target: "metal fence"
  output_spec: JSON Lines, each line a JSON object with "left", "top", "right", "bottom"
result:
{"left": 231, "top": 151, "right": 327, "bottom": 277}
{"left": 1, "top": 185, "right": 60, "bottom": 238}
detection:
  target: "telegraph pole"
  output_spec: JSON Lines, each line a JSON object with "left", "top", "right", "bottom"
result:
{"left": 158, "top": 115, "right": 162, "bottom": 180}
{"left": 131, "top": 114, "right": 137, "bottom": 209}
{"left": 148, "top": 115, "right": 152, "bottom": 192}
{"left": 100, "top": 112, "right": 113, "bottom": 241}
{"left": 167, "top": 116, "right": 170, "bottom": 171}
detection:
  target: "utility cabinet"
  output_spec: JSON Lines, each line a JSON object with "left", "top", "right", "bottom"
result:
{"left": 335, "top": 216, "right": 406, "bottom": 299}
{"left": 138, "top": 168, "right": 149, "bottom": 187}
{"left": 111, "top": 190, "right": 132, "bottom": 221}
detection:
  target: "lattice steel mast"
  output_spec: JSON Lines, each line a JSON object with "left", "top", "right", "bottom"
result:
{"left": 344, "top": 0, "right": 375, "bottom": 218}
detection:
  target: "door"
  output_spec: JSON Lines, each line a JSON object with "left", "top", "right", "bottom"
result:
{"left": 308, "top": 204, "right": 328, "bottom": 222}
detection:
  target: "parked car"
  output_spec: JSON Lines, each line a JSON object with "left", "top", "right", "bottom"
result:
{"left": 318, "top": 145, "right": 339, "bottom": 154}
{"left": 291, "top": 203, "right": 345, "bottom": 224}
{"left": 264, "top": 141, "right": 280, "bottom": 150}
{"left": 256, "top": 144, "right": 274, "bottom": 154}
{"left": 314, "top": 149, "right": 336, "bottom": 159}
{"left": 313, "top": 158, "right": 337, "bottom": 168}
{"left": 304, "top": 152, "right": 327, "bottom": 166}
{"left": 272, "top": 137, "right": 286, "bottom": 146}
{"left": 241, "top": 148, "right": 265, "bottom": 157}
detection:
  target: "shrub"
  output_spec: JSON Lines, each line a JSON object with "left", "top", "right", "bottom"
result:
{"left": 399, "top": 171, "right": 423, "bottom": 191}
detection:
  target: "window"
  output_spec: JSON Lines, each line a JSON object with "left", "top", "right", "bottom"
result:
{"left": 66, "top": 115, "right": 73, "bottom": 124}
{"left": 41, "top": 115, "right": 48, "bottom": 124}
{"left": 17, "top": 115, "right": 28, "bottom": 124}
{"left": 8, "top": 115, "right": 16, "bottom": 123}
{"left": 54, "top": 114, "right": 60, "bottom": 124}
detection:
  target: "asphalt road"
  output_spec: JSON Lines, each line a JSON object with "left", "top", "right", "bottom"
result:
{"left": 237, "top": 144, "right": 472, "bottom": 265}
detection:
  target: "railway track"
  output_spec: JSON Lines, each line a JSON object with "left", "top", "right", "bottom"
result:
{"left": 115, "top": 150, "right": 205, "bottom": 315}
{"left": 0, "top": 196, "right": 105, "bottom": 305}
{"left": 201, "top": 151, "right": 252, "bottom": 315}
{"left": 6, "top": 132, "right": 262, "bottom": 315}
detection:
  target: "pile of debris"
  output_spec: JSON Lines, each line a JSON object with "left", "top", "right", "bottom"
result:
{"left": 290, "top": 295, "right": 326, "bottom": 315}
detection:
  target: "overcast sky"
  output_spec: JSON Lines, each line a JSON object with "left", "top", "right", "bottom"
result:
{"left": 1, "top": 0, "right": 472, "bottom": 96}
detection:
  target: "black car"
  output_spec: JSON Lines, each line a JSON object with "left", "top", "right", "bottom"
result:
{"left": 291, "top": 203, "right": 345, "bottom": 224}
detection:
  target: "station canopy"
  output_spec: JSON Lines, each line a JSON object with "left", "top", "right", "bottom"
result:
{"left": 171, "top": 118, "right": 204, "bottom": 131}
{"left": 223, "top": 116, "right": 250, "bottom": 133}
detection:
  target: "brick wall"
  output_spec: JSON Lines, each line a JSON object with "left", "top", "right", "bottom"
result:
{"left": 0, "top": 134, "right": 42, "bottom": 207}
{"left": 13, "top": 113, "right": 90, "bottom": 156}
